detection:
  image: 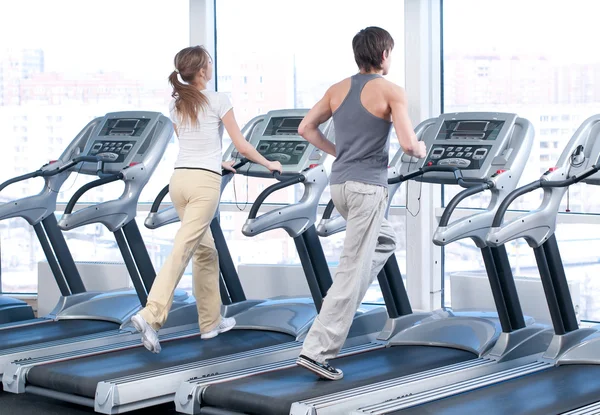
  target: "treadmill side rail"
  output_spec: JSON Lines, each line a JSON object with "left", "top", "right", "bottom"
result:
{"left": 350, "top": 359, "right": 552, "bottom": 415}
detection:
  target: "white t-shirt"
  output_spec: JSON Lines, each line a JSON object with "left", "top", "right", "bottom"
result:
{"left": 169, "top": 90, "right": 233, "bottom": 173}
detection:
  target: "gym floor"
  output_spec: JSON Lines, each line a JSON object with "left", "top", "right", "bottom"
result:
{"left": 1, "top": 392, "right": 178, "bottom": 415}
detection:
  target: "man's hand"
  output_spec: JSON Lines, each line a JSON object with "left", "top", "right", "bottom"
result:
{"left": 413, "top": 141, "right": 427, "bottom": 158}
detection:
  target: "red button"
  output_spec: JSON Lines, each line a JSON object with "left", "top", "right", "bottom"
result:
{"left": 548, "top": 167, "right": 558, "bottom": 172}
{"left": 49, "top": 160, "right": 58, "bottom": 164}
{"left": 309, "top": 164, "right": 318, "bottom": 168}
{"left": 427, "top": 161, "right": 433, "bottom": 166}
{"left": 496, "top": 169, "right": 506, "bottom": 175}
{"left": 129, "top": 162, "right": 139, "bottom": 167}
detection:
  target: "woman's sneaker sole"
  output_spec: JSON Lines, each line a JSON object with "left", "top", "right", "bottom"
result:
{"left": 296, "top": 355, "right": 343, "bottom": 380}
{"left": 201, "top": 317, "right": 236, "bottom": 339}
{"left": 131, "top": 314, "right": 161, "bottom": 354}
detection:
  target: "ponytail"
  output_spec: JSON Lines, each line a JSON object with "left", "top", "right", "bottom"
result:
{"left": 168, "top": 70, "right": 209, "bottom": 127}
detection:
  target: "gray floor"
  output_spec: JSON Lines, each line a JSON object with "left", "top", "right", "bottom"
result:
{"left": 1, "top": 391, "right": 178, "bottom": 414}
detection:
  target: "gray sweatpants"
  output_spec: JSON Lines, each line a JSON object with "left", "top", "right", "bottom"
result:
{"left": 301, "top": 180, "right": 397, "bottom": 363}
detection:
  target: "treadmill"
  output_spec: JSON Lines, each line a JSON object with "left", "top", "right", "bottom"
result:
{"left": 0, "top": 114, "right": 276, "bottom": 391}
{"left": 354, "top": 115, "right": 600, "bottom": 415}
{"left": 4, "top": 109, "right": 387, "bottom": 414}
{"left": 182, "top": 112, "right": 557, "bottom": 415}
{"left": 0, "top": 111, "right": 204, "bottom": 377}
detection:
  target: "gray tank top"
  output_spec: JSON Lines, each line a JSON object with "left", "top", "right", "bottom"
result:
{"left": 329, "top": 74, "right": 392, "bottom": 187}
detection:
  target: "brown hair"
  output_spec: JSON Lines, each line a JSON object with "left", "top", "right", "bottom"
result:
{"left": 168, "top": 45, "right": 212, "bottom": 126}
{"left": 352, "top": 27, "right": 395, "bottom": 72}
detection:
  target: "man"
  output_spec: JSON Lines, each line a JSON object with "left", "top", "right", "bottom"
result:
{"left": 296, "top": 26, "right": 427, "bottom": 380}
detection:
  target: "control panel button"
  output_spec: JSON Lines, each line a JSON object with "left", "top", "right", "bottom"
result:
{"left": 269, "top": 153, "right": 291, "bottom": 162}
{"left": 96, "top": 152, "right": 119, "bottom": 161}
{"left": 446, "top": 147, "right": 454, "bottom": 151}
{"left": 465, "top": 147, "right": 472, "bottom": 152}
{"left": 472, "top": 148, "right": 488, "bottom": 160}
{"left": 455, "top": 147, "right": 463, "bottom": 152}
{"left": 447, "top": 152, "right": 455, "bottom": 157}
{"left": 431, "top": 148, "right": 445, "bottom": 159}
{"left": 456, "top": 152, "right": 464, "bottom": 157}
{"left": 309, "top": 150, "right": 321, "bottom": 160}
{"left": 465, "top": 152, "right": 473, "bottom": 158}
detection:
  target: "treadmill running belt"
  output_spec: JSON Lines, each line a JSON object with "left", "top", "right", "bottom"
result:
{"left": 0, "top": 320, "right": 119, "bottom": 350}
{"left": 396, "top": 364, "right": 600, "bottom": 415}
{"left": 201, "top": 345, "right": 476, "bottom": 415}
{"left": 26, "top": 330, "right": 293, "bottom": 399}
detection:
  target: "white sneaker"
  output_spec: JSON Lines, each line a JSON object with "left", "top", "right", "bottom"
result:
{"left": 131, "top": 314, "right": 161, "bottom": 353}
{"left": 201, "top": 317, "right": 236, "bottom": 340}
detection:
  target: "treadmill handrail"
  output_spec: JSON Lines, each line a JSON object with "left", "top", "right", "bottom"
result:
{"left": 148, "top": 158, "right": 250, "bottom": 214}
{"left": 64, "top": 173, "right": 124, "bottom": 214}
{"left": 247, "top": 171, "right": 306, "bottom": 220}
{"left": 390, "top": 165, "right": 479, "bottom": 188}
{"left": 322, "top": 199, "right": 336, "bottom": 220}
{"left": 492, "top": 162, "right": 600, "bottom": 227}
{"left": 439, "top": 182, "right": 493, "bottom": 227}
{"left": 0, "top": 155, "right": 104, "bottom": 193}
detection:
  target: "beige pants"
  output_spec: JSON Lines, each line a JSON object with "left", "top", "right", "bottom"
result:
{"left": 139, "top": 168, "right": 222, "bottom": 333}
{"left": 301, "top": 181, "right": 396, "bottom": 363}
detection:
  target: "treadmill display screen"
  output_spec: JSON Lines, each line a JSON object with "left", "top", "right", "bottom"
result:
{"left": 99, "top": 118, "right": 151, "bottom": 137}
{"left": 436, "top": 120, "right": 505, "bottom": 141}
{"left": 256, "top": 139, "right": 308, "bottom": 165}
{"left": 263, "top": 117, "right": 304, "bottom": 136}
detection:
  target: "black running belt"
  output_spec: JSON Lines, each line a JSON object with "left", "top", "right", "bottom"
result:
{"left": 396, "top": 364, "right": 600, "bottom": 415}
{"left": 201, "top": 346, "right": 477, "bottom": 415}
{"left": 0, "top": 320, "right": 119, "bottom": 350}
{"left": 26, "top": 330, "right": 294, "bottom": 399}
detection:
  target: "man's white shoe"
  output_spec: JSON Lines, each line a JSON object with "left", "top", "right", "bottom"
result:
{"left": 131, "top": 314, "right": 161, "bottom": 353}
{"left": 201, "top": 317, "right": 236, "bottom": 340}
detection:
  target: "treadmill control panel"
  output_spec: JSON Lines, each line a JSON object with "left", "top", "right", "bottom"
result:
{"left": 89, "top": 140, "right": 136, "bottom": 163}
{"left": 76, "top": 113, "right": 169, "bottom": 175}
{"left": 425, "top": 144, "right": 493, "bottom": 170}
{"left": 401, "top": 113, "right": 528, "bottom": 184}
{"left": 257, "top": 140, "right": 308, "bottom": 165}
{"left": 225, "top": 109, "right": 332, "bottom": 177}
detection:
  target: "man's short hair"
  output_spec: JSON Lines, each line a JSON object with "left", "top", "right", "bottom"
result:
{"left": 352, "top": 27, "right": 395, "bottom": 72}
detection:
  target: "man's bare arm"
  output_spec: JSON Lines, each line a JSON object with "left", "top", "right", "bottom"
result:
{"left": 298, "top": 90, "right": 337, "bottom": 157}
{"left": 389, "top": 86, "right": 426, "bottom": 158}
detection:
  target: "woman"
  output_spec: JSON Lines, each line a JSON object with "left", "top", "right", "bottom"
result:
{"left": 131, "top": 45, "right": 282, "bottom": 353}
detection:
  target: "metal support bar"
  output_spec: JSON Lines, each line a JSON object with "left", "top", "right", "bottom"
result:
{"left": 33, "top": 222, "right": 71, "bottom": 297}
{"left": 543, "top": 234, "right": 579, "bottom": 333}
{"left": 211, "top": 217, "right": 246, "bottom": 303}
{"left": 384, "top": 254, "right": 412, "bottom": 316}
{"left": 293, "top": 235, "right": 322, "bottom": 312}
{"left": 376, "top": 268, "right": 399, "bottom": 318}
{"left": 533, "top": 244, "right": 566, "bottom": 335}
{"left": 122, "top": 220, "right": 156, "bottom": 294}
{"left": 480, "top": 246, "right": 513, "bottom": 333}
{"left": 42, "top": 214, "right": 86, "bottom": 295}
{"left": 114, "top": 228, "right": 147, "bottom": 306}
{"left": 301, "top": 225, "right": 333, "bottom": 297}
{"left": 490, "top": 245, "right": 526, "bottom": 331}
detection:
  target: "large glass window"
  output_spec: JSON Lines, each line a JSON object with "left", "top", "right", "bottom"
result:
{"left": 442, "top": 0, "right": 600, "bottom": 318}
{"left": 215, "top": 1, "right": 407, "bottom": 304}
{"left": 0, "top": 0, "right": 189, "bottom": 292}
{"left": 216, "top": 0, "right": 406, "bottom": 207}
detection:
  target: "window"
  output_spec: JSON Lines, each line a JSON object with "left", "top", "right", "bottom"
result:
{"left": 0, "top": 0, "right": 189, "bottom": 293}
{"left": 443, "top": 0, "right": 600, "bottom": 318}
{"left": 1, "top": 0, "right": 189, "bottom": 208}
{"left": 216, "top": 0, "right": 405, "bottom": 303}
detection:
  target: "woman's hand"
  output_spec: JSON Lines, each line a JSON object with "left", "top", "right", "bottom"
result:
{"left": 267, "top": 161, "right": 283, "bottom": 173}
{"left": 221, "top": 160, "right": 237, "bottom": 173}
